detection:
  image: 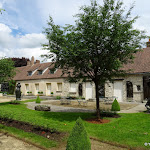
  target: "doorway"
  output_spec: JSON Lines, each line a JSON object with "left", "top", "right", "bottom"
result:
{"left": 78, "top": 83, "right": 83, "bottom": 97}
{"left": 85, "top": 82, "right": 92, "bottom": 100}
{"left": 143, "top": 76, "right": 150, "bottom": 99}
{"left": 126, "top": 81, "right": 133, "bottom": 98}
{"left": 113, "top": 81, "right": 123, "bottom": 102}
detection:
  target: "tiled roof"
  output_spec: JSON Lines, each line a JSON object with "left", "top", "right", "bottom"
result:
{"left": 14, "top": 62, "right": 67, "bottom": 81}
{"left": 14, "top": 47, "right": 150, "bottom": 81}
{"left": 123, "top": 47, "right": 150, "bottom": 73}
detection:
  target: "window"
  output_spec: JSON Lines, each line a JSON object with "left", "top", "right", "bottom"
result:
{"left": 137, "top": 85, "right": 141, "bottom": 91}
{"left": 35, "top": 84, "right": 39, "bottom": 94}
{"left": 49, "top": 68, "right": 56, "bottom": 74}
{"left": 38, "top": 70, "right": 43, "bottom": 75}
{"left": 28, "top": 71, "right": 32, "bottom": 76}
{"left": 70, "top": 83, "right": 76, "bottom": 92}
{"left": 98, "top": 85, "right": 105, "bottom": 97}
{"left": 35, "top": 84, "right": 39, "bottom": 91}
{"left": 78, "top": 83, "right": 83, "bottom": 96}
{"left": 46, "top": 83, "right": 51, "bottom": 95}
{"left": 25, "top": 84, "right": 29, "bottom": 92}
{"left": 57, "top": 83, "right": 62, "bottom": 91}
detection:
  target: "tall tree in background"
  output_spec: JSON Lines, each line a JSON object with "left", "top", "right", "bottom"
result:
{"left": 11, "top": 57, "right": 30, "bottom": 67}
{"left": 42, "top": 0, "right": 146, "bottom": 118}
{"left": 0, "top": 58, "right": 16, "bottom": 83}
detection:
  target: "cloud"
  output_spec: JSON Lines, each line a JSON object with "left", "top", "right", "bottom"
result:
{"left": 0, "top": 0, "right": 150, "bottom": 61}
{"left": 18, "top": 33, "right": 46, "bottom": 48}
{"left": 37, "top": 0, "right": 91, "bottom": 26}
{"left": 0, "top": 23, "right": 48, "bottom": 61}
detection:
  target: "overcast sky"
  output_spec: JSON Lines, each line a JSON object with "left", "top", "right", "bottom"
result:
{"left": 0, "top": 0, "right": 150, "bottom": 62}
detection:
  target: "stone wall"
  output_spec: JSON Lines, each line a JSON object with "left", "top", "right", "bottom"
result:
{"left": 17, "top": 74, "right": 144, "bottom": 102}
{"left": 17, "top": 79, "right": 88, "bottom": 98}
{"left": 104, "top": 74, "right": 143, "bottom": 102}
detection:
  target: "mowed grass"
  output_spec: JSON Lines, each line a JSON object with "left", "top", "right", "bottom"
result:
{"left": 0, "top": 99, "right": 149, "bottom": 149}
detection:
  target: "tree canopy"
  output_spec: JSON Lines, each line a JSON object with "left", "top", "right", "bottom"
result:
{"left": 11, "top": 57, "right": 30, "bottom": 67}
{"left": 42, "top": 0, "right": 146, "bottom": 118}
{"left": 0, "top": 58, "right": 16, "bottom": 83}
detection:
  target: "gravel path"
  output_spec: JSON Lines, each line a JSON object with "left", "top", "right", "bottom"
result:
{"left": 26, "top": 100, "right": 147, "bottom": 113}
{"left": 26, "top": 100, "right": 95, "bottom": 113}
{"left": 119, "top": 102, "right": 147, "bottom": 113}
{"left": 0, "top": 132, "right": 41, "bottom": 150}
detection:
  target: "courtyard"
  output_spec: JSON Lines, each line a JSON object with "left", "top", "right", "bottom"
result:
{"left": 0, "top": 96, "right": 148, "bottom": 150}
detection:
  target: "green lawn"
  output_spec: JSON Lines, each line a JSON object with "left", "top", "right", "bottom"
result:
{"left": 0, "top": 99, "right": 149, "bottom": 149}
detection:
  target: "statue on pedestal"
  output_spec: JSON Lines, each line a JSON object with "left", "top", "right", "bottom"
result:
{"left": 15, "top": 83, "right": 21, "bottom": 100}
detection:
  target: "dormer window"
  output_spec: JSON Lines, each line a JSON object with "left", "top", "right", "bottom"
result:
{"left": 49, "top": 68, "right": 56, "bottom": 74}
{"left": 38, "top": 70, "right": 43, "bottom": 75}
{"left": 28, "top": 71, "right": 32, "bottom": 76}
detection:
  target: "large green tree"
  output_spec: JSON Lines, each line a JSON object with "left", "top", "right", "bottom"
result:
{"left": 42, "top": 0, "right": 146, "bottom": 118}
{"left": 0, "top": 58, "right": 16, "bottom": 83}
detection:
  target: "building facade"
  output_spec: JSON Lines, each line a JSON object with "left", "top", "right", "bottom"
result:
{"left": 14, "top": 40, "right": 150, "bottom": 102}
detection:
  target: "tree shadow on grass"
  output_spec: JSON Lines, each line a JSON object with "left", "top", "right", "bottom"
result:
{"left": 0, "top": 102, "right": 11, "bottom": 106}
{"left": 41, "top": 111, "right": 94, "bottom": 122}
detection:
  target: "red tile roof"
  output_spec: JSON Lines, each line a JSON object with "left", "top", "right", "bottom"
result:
{"left": 14, "top": 47, "right": 150, "bottom": 81}
{"left": 123, "top": 47, "right": 150, "bottom": 73}
{"left": 14, "top": 62, "right": 67, "bottom": 81}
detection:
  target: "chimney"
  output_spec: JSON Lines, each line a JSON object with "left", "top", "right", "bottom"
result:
{"left": 35, "top": 60, "right": 40, "bottom": 64}
{"left": 31, "top": 56, "right": 34, "bottom": 66}
{"left": 27, "top": 61, "right": 31, "bottom": 66}
{"left": 146, "top": 38, "right": 150, "bottom": 47}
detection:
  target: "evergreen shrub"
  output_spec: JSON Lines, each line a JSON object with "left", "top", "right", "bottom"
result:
{"left": 36, "top": 96, "right": 41, "bottom": 103}
{"left": 66, "top": 117, "right": 91, "bottom": 150}
{"left": 111, "top": 99, "right": 120, "bottom": 111}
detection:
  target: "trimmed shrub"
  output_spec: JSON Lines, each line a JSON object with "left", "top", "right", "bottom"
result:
{"left": 10, "top": 100, "right": 20, "bottom": 105}
{"left": 36, "top": 96, "right": 41, "bottom": 103}
{"left": 56, "top": 96, "right": 61, "bottom": 99}
{"left": 66, "top": 117, "right": 91, "bottom": 150}
{"left": 111, "top": 99, "right": 120, "bottom": 111}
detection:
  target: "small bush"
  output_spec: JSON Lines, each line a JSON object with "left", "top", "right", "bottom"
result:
{"left": 36, "top": 96, "right": 41, "bottom": 103}
{"left": 56, "top": 96, "right": 61, "bottom": 99}
{"left": 111, "top": 99, "right": 120, "bottom": 111}
{"left": 10, "top": 100, "right": 20, "bottom": 105}
{"left": 38, "top": 91, "right": 43, "bottom": 94}
{"left": 66, "top": 117, "right": 91, "bottom": 150}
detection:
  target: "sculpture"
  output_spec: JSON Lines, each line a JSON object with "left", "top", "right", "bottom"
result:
{"left": 15, "top": 83, "right": 21, "bottom": 100}
{"left": 145, "top": 98, "right": 150, "bottom": 112}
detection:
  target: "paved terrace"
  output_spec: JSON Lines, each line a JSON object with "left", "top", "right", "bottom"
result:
{"left": 0, "top": 95, "right": 147, "bottom": 113}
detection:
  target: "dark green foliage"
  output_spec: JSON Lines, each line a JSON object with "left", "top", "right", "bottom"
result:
{"left": 36, "top": 96, "right": 41, "bottom": 103}
{"left": 38, "top": 91, "right": 43, "bottom": 94}
{"left": 56, "top": 96, "right": 61, "bottom": 99}
{"left": 10, "top": 100, "right": 20, "bottom": 105}
{"left": 66, "top": 117, "right": 91, "bottom": 150}
{"left": 11, "top": 57, "right": 30, "bottom": 67}
{"left": 42, "top": 0, "right": 146, "bottom": 118}
{"left": 8, "top": 80, "right": 16, "bottom": 94}
{"left": 111, "top": 99, "right": 120, "bottom": 111}
{"left": 0, "top": 58, "right": 16, "bottom": 83}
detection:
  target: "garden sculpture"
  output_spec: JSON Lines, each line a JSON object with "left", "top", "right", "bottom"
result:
{"left": 145, "top": 98, "right": 150, "bottom": 112}
{"left": 15, "top": 83, "right": 21, "bottom": 100}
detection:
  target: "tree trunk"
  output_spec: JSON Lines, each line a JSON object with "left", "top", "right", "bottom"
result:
{"left": 94, "top": 80, "right": 100, "bottom": 119}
